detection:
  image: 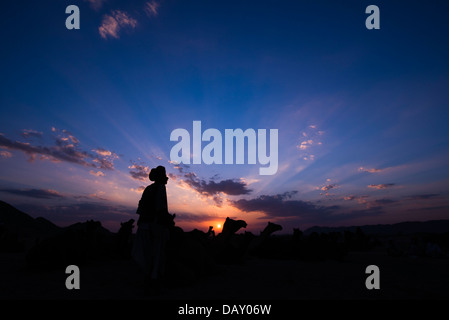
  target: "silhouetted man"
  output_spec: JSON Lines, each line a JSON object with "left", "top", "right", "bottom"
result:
{"left": 132, "top": 165, "right": 172, "bottom": 295}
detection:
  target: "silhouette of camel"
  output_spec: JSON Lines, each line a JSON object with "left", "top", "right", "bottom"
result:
{"left": 187, "top": 226, "right": 215, "bottom": 243}
{"left": 246, "top": 222, "right": 283, "bottom": 257}
{"left": 211, "top": 217, "right": 248, "bottom": 264}
{"left": 116, "top": 218, "right": 135, "bottom": 258}
{"left": 163, "top": 221, "right": 217, "bottom": 286}
{"left": 261, "top": 221, "right": 283, "bottom": 236}
{"left": 220, "top": 217, "right": 247, "bottom": 240}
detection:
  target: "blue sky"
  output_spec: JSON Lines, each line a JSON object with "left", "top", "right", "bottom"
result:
{"left": 1, "top": 0, "right": 449, "bottom": 232}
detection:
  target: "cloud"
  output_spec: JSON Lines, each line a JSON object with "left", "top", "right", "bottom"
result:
{"left": 21, "top": 129, "right": 43, "bottom": 139}
{"left": 407, "top": 205, "right": 449, "bottom": 212}
{"left": 316, "top": 180, "right": 337, "bottom": 196}
{"left": 92, "top": 148, "right": 113, "bottom": 157}
{"left": 373, "top": 198, "right": 397, "bottom": 205}
{"left": 90, "top": 148, "right": 119, "bottom": 170}
{"left": 74, "top": 191, "right": 108, "bottom": 201}
{"left": 359, "top": 167, "right": 383, "bottom": 173}
{"left": 169, "top": 162, "right": 251, "bottom": 198}
{"left": 231, "top": 190, "right": 385, "bottom": 226}
{"left": 99, "top": 10, "right": 138, "bottom": 39}
{"left": 343, "top": 195, "right": 370, "bottom": 204}
{"left": 171, "top": 162, "right": 190, "bottom": 174}
{"left": 182, "top": 172, "right": 252, "bottom": 197}
{"left": 406, "top": 194, "right": 441, "bottom": 200}
{"left": 0, "top": 188, "right": 64, "bottom": 199}
{"left": 231, "top": 191, "right": 339, "bottom": 221}
{"left": 302, "top": 154, "right": 315, "bottom": 161}
{"left": 85, "top": 0, "right": 108, "bottom": 10}
{"left": 320, "top": 184, "right": 336, "bottom": 192}
{"left": 89, "top": 170, "right": 105, "bottom": 177}
{"left": 296, "top": 125, "right": 324, "bottom": 161}
{"left": 298, "top": 140, "right": 314, "bottom": 150}
{"left": 0, "top": 129, "right": 119, "bottom": 170}
{"left": 167, "top": 172, "right": 178, "bottom": 180}
{"left": 169, "top": 163, "right": 252, "bottom": 205}
{"left": 128, "top": 161, "right": 150, "bottom": 181}
{"left": 0, "top": 150, "right": 12, "bottom": 159}
{"left": 368, "top": 183, "right": 395, "bottom": 190}
{"left": 144, "top": 1, "right": 160, "bottom": 17}
{"left": 130, "top": 186, "right": 146, "bottom": 193}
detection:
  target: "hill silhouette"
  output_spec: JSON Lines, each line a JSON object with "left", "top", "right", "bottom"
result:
{"left": 0, "top": 200, "right": 62, "bottom": 252}
{"left": 0, "top": 200, "right": 114, "bottom": 254}
{"left": 0, "top": 200, "right": 60, "bottom": 236}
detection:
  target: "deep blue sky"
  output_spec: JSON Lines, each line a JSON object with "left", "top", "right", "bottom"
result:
{"left": 1, "top": 0, "right": 449, "bottom": 232}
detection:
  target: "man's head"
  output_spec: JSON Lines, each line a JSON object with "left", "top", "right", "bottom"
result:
{"left": 149, "top": 166, "right": 169, "bottom": 184}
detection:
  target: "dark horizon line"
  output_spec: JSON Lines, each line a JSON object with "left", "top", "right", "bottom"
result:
{"left": 1, "top": 200, "right": 449, "bottom": 236}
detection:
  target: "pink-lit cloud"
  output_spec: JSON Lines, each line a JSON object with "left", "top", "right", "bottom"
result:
{"left": 0, "top": 150, "right": 12, "bottom": 159}
{"left": 21, "top": 129, "right": 43, "bottom": 139}
{"left": 0, "top": 188, "right": 64, "bottom": 199}
{"left": 343, "top": 195, "right": 370, "bottom": 204}
{"left": 359, "top": 167, "right": 383, "bottom": 173}
{"left": 99, "top": 10, "right": 138, "bottom": 39}
{"left": 168, "top": 163, "right": 252, "bottom": 206}
{"left": 128, "top": 161, "right": 150, "bottom": 181}
{"left": 368, "top": 183, "right": 396, "bottom": 190}
{"left": 89, "top": 170, "right": 105, "bottom": 177}
{"left": 130, "top": 186, "right": 146, "bottom": 193}
{"left": 0, "top": 129, "right": 119, "bottom": 170}
{"left": 144, "top": 1, "right": 160, "bottom": 17}
{"left": 296, "top": 124, "right": 324, "bottom": 161}
{"left": 85, "top": 0, "right": 108, "bottom": 10}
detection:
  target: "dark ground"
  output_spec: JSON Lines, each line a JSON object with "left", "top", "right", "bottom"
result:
{"left": 1, "top": 250, "right": 448, "bottom": 300}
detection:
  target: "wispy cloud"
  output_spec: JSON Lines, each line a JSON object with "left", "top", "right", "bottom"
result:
{"left": 373, "top": 198, "right": 397, "bottom": 205}
{"left": 89, "top": 170, "right": 105, "bottom": 177}
{"left": 316, "top": 179, "right": 337, "bottom": 196}
{"left": 128, "top": 161, "right": 150, "bottom": 181}
{"left": 320, "top": 184, "right": 337, "bottom": 194}
{"left": 406, "top": 194, "right": 441, "bottom": 200}
{"left": 92, "top": 148, "right": 114, "bottom": 157}
{"left": 85, "top": 0, "right": 108, "bottom": 10}
{"left": 368, "top": 183, "right": 396, "bottom": 190}
{"left": 0, "top": 150, "right": 12, "bottom": 159}
{"left": 296, "top": 124, "right": 324, "bottom": 161}
{"left": 130, "top": 186, "right": 146, "bottom": 193}
{"left": 99, "top": 10, "right": 138, "bottom": 39}
{"left": 359, "top": 167, "right": 383, "bottom": 173}
{"left": 144, "top": 1, "right": 160, "bottom": 17}
{"left": 343, "top": 195, "right": 370, "bottom": 204}
{"left": 0, "top": 188, "right": 64, "bottom": 199}
{"left": 0, "top": 129, "right": 119, "bottom": 170}
{"left": 21, "top": 129, "right": 43, "bottom": 139}
{"left": 298, "top": 140, "right": 314, "bottom": 150}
